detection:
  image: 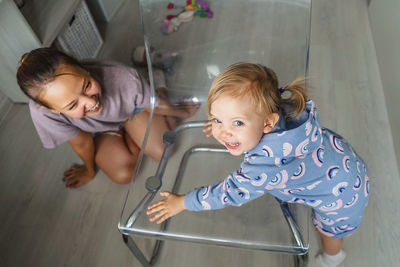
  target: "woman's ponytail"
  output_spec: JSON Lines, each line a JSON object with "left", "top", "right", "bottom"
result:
{"left": 17, "top": 48, "right": 86, "bottom": 107}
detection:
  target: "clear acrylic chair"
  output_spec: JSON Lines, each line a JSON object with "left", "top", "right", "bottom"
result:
{"left": 119, "top": 1, "right": 312, "bottom": 266}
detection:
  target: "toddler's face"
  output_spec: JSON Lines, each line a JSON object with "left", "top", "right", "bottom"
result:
{"left": 40, "top": 64, "right": 103, "bottom": 118}
{"left": 209, "top": 94, "right": 277, "bottom": 156}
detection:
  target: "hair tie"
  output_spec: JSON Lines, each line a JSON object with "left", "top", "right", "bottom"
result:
{"left": 18, "top": 53, "right": 29, "bottom": 67}
{"left": 279, "top": 87, "right": 285, "bottom": 94}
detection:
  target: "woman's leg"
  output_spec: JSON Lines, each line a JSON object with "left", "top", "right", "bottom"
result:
{"left": 94, "top": 108, "right": 185, "bottom": 183}
{"left": 94, "top": 131, "right": 140, "bottom": 184}
{"left": 124, "top": 110, "right": 172, "bottom": 162}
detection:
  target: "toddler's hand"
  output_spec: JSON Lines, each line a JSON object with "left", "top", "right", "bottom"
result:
{"left": 202, "top": 120, "right": 212, "bottom": 137}
{"left": 147, "top": 192, "right": 186, "bottom": 224}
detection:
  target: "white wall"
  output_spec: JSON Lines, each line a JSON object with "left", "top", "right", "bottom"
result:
{"left": 369, "top": 0, "right": 400, "bottom": 169}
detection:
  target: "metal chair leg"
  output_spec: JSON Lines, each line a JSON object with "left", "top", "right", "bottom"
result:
{"left": 276, "top": 198, "right": 309, "bottom": 266}
{"left": 122, "top": 234, "right": 151, "bottom": 267}
{"left": 122, "top": 234, "right": 165, "bottom": 266}
{"left": 295, "top": 253, "right": 309, "bottom": 267}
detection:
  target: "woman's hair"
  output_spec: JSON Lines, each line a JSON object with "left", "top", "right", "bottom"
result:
{"left": 16, "top": 48, "right": 86, "bottom": 108}
{"left": 207, "top": 62, "right": 308, "bottom": 120}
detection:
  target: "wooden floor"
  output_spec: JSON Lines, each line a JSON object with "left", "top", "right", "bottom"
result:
{"left": 1, "top": 0, "right": 399, "bottom": 266}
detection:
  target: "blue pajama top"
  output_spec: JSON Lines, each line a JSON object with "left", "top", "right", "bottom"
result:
{"left": 184, "top": 100, "right": 369, "bottom": 216}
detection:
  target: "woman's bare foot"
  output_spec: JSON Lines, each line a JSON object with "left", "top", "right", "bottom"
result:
{"left": 173, "top": 103, "right": 200, "bottom": 120}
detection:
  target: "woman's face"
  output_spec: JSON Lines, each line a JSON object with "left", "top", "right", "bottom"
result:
{"left": 40, "top": 64, "right": 103, "bottom": 119}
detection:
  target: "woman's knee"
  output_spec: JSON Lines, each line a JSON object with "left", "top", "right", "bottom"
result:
{"left": 106, "top": 164, "right": 135, "bottom": 184}
{"left": 95, "top": 155, "right": 137, "bottom": 184}
{"left": 94, "top": 132, "right": 140, "bottom": 184}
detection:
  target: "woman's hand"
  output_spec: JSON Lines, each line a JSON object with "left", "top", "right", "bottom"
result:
{"left": 202, "top": 119, "right": 212, "bottom": 137}
{"left": 62, "top": 164, "right": 95, "bottom": 188}
{"left": 147, "top": 192, "right": 186, "bottom": 224}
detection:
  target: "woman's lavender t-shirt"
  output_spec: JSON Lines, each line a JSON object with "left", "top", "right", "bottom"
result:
{"left": 29, "top": 61, "right": 154, "bottom": 149}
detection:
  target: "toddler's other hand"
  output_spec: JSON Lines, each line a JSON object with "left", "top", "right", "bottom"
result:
{"left": 147, "top": 192, "right": 186, "bottom": 224}
{"left": 202, "top": 120, "right": 212, "bottom": 137}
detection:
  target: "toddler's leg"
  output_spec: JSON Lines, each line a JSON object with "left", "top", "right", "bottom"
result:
{"left": 318, "top": 231, "right": 343, "bottom": 255}
{"left": 316, "top": 231, "right": 346, "bottom": 267}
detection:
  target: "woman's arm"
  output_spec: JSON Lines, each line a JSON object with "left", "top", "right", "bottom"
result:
{"left": 65, "top": 130, "right": 97, "bottom": 188}
{"left": 146, "top": 98, "right": 199, "bottom": 119}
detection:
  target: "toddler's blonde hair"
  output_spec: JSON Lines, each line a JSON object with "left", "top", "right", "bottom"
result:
{"left": 207, "top": 62, "right": 308, "bottom": 119}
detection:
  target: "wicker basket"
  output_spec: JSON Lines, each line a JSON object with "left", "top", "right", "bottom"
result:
{"left": 54, "top": 0, "right": 103, "bottom": 59}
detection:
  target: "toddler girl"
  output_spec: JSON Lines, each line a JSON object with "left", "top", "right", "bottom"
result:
{"left": 147, "top": 62, "right": 369, "bottom": 267}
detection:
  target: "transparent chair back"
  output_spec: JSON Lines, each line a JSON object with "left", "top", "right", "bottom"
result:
{"left": 119, "top": 0, "right": 311, "bottom": 263}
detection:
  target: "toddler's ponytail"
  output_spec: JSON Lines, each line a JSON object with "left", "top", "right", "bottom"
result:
{"left": 281, "top": 77, "right": 308, "bottom": 120}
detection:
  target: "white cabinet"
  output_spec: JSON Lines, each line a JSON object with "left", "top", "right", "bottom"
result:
{"left": 19, "top": 0, "right": 82, "bottom": 47}
{"left": 0, "top": 0, "right": 82, "bottom": 103}
{"left": 0, "top": 0, "right": 124, "bottom": 103}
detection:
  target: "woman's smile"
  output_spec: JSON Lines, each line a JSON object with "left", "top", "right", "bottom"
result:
{"left": 84, "top": 95, "right": 102, "bottom": 115}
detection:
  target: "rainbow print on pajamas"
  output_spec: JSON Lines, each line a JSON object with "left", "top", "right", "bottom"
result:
{"left": 184, "top": 100, "right": 369, "bottom": 238}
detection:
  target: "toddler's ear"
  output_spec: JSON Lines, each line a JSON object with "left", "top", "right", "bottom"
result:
{"left": 263, "top": 113, "right": 279, "bottom": 133}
